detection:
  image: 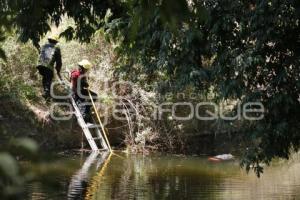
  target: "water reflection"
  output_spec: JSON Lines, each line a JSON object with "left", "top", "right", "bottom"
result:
{"left": 85, "top": 154, "right": 300, "bottom": 200}
{"left": 26, "top": 153, "right": 300, "bottom": 200}
{"left": 67, "top": 152, "right": 109, "bottom": 200}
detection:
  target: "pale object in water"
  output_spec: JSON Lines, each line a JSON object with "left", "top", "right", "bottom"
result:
{"left": 214, "top": 154, "right": 234, "bottom": 160}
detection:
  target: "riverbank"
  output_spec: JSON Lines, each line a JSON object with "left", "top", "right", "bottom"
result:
{"left": 0, "top": 97, "right": 82, "bottom": 150}
{"left": 0, "top": 96, "right": 247, "bottom": 156}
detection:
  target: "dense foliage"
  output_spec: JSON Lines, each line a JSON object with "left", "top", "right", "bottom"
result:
{"left": 104, "top": 1, "right": 300, "bottom": 175}
{"left": 0, "top": 0, "right": 299, "bottom": 175}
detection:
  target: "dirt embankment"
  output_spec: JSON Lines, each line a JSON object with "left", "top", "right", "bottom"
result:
{"left": 0, "top": 98, "right": 82, "bottom": 150}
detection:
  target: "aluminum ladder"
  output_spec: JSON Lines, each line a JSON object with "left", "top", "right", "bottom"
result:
{"left": 58, "top": 75, "right": 109, "bottom": 152}
{"left": 70, "top": 97, "right": 109, "bottom": 151}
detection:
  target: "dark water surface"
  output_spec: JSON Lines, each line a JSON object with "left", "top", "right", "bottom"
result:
{"left": 24, "top": 152, "right": 300, "bottom": 200}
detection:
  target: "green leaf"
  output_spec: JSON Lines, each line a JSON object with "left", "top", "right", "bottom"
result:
{"left": 12, "top": 138, "right": 38, "bottom": 155}
{"left": 60, "top": 26, "right": 75, "bottom": 41}
{"left": 0, "top": 153, "right": 18, "bottom": 178}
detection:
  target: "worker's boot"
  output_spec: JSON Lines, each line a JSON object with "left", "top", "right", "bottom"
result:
{"left": 41, "top": 69, "right": 53, "bottom": 101}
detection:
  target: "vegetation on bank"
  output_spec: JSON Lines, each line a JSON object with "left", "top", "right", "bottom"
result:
{"left": 0, "top": 32, "right": 245, "bottom": 153}
{"left": 0, "top": 0, "right": 299, "bottom": 179}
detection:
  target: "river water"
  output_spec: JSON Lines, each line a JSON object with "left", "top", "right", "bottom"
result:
{"left": 24, "top": 152, "right": 300, "bottom": 200}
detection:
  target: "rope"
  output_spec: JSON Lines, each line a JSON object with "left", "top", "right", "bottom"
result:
{"left": 87, "top": 89, "right": 112, "bottom": 152}
{"left": 85, "top": 152, "right": 112, "bottom": 200}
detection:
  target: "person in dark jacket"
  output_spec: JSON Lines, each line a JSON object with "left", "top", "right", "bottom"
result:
{"left": 37, "top": 35, "right": 62, "bottom": 100}
{"left": 70, "top": 59, "right": 97, "bottom": 122}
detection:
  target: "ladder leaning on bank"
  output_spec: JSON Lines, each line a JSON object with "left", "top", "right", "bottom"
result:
{"left": 70, "top": 97, "right": 109, "bottom": 151}
{"left": 59, "top": 78, "right": 110, "bottom": 152}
